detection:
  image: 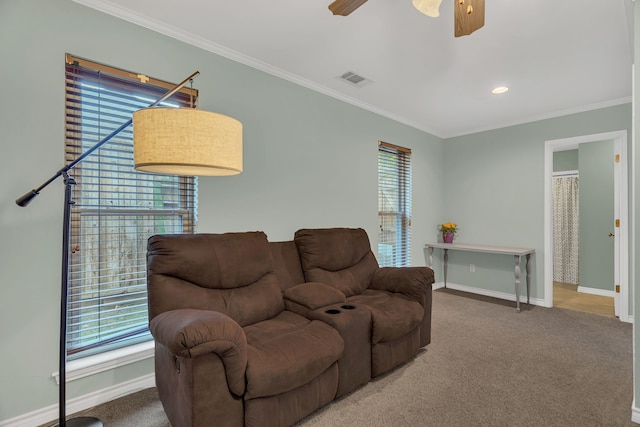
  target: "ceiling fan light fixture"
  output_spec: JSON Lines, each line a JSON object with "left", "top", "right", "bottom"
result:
{"left": 412, "top": 0, "right": 443, "bottom": 18}
{"left": 492, "top": 86, "right": 509, "bottom": 95}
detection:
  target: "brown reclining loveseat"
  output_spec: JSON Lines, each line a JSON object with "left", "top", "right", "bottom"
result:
{"left": 147, "top": 228, "right": 434, "bottom": 427}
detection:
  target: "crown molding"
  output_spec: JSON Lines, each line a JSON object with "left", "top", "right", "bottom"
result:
{"left": 72, "top": 0, "right": 632, "bottom": 140}
{"left": 72, "top": 0, "right": 439, "bottom": 137}
{"left": 442, "top": 96, "right": 632, "bottom": 139}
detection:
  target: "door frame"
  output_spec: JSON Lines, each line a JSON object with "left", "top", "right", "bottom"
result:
{"left": 543, "top": 130, "right": 630, "bottom": 322}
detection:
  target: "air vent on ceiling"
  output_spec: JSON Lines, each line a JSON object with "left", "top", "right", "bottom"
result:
{"left": 337, "top": 71, "right": 372, "bottom": 88}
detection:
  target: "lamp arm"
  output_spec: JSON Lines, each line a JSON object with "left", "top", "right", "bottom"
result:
{"left": 15, "top": 69, "right": 201, "bottom": 427}
{"left": 15, "top": 70, "right": 201, "bottom": 207}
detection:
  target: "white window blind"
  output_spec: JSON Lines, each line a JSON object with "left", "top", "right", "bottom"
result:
{"left": 65, "top": 55, "right": 197, "bottom": 357}
{"left": 378, "top": 141, "right": 412, "bottom": 267}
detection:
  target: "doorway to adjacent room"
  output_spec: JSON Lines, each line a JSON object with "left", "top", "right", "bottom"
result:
{"left": 544, "top": 130, "right": 629, "bottom": 322}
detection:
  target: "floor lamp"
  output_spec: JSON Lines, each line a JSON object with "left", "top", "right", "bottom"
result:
{"left": 16, "top": 70, "right": 242, "bottom": 427}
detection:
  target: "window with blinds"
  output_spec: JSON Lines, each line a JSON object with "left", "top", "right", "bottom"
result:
{"left": 65, "top": 55, "right": 197, "bottom": 358}
{"left": 378, "top": 141, "right": 412, "bottom": 267}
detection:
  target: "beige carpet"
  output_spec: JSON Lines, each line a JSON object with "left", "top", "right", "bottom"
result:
{"left": 51, "top": 289, "right": 634, "bottom": 427}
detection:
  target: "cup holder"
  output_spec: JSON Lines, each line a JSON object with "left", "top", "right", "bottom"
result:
{"left": 341, "top": 305, "right": 356, "bottom": 310}
{"left": 325, "top": 309, "right": 341, "bottom": 314}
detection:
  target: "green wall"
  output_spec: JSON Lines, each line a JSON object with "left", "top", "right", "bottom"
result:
{"left": 578, "top": 140, "right": 614, "bottom": 292}
{"left": 441, "top": 105, "right": 631, "bottom": 300}
{"left": 0, "top": 0, "right": 445, "bottom": 421}
{"left": 553, "top": 149, "right": 579, "bottom": 172}
{"left": 0, "top": 0, "right": 636, "bottom": 424}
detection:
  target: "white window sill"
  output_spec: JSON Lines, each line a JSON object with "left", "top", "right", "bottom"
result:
{"left": 52, "top": 340, "right": 155, "bottom": 384}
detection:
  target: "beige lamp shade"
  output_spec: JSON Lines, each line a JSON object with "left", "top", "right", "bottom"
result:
{"left": 412, "top": 0, "right": 443, "bottom": 17}
{"left": 133, "top": 107, "right": 242, "bottom": 176}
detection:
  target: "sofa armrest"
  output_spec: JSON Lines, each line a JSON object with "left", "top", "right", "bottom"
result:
{"left": 283, "top": 282, "right": 346, "bottom": 310}
{"left": 150, "top": 308, "right": 247, "bottom": 396}
{"left": 370, "top": 267, "right": 434, "bottom": 305}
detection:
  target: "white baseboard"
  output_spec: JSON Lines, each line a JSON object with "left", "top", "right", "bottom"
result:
{"left": 434, "top": 282, "right": 634, "bottom": 323}
{"left": 54, "top": 340, "right": 154, "bottom": 384}
{"left": 0, "top": 373, "right": 155, "bottom": 427}
{"left": 631, "top": 402, "right": 640, "bottom": 424}
{"left": 577, "top": 286, "right": 615, "bottom": 298}
{"left": 433, "top": 282, "right": 546, "bottom": 307}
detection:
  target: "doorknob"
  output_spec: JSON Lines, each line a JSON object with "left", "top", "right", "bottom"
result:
{"left": 608, "top": 232, "right": 615, "bottom": 237}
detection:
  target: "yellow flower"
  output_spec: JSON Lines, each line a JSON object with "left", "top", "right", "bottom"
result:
{"left": 439, "top": 222, "right": 458, "bottom": 233}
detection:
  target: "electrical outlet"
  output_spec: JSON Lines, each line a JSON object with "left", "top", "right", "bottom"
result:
{"left": 470, "top": 264, "right": 476, "bottom": 273}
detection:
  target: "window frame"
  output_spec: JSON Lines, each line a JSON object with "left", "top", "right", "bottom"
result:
{"left": 64, "top": 54, "right": 198, "bottom": 359}
{"left": 377, "top": 141, "right": 412, "bottom": 267}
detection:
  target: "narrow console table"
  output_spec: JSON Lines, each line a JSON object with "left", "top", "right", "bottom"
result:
{"left": 424, "top": 242, "right": 535, "bottom": 313}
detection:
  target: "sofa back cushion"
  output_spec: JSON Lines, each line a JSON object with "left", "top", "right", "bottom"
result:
{"left": 147, "top": 232, "right": 284, "bottom": 326}
{"left": 270, "top": 241, "right": 306, "bottom": 291}
{"left": 294, "top": 228, "right": 379, "bottom": 297}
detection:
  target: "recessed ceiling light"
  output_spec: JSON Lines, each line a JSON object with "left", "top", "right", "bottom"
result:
{"left": 492, "top": 86, "right": 509, "bottom": 95}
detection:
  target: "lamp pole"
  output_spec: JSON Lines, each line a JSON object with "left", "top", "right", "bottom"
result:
{"left": 16, "top": 70, "right": 200, "bottom": 427}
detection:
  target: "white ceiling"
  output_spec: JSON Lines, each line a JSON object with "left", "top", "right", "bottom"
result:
{"left": 75, "top": 0, "right": 633, "bottom": 138}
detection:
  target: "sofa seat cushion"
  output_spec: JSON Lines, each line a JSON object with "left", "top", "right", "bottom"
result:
{"left": 243, "top": 311, "right": 344, "bottom": 400}
{"left": 348, "top": 290, "right": 424, "bottom": 344}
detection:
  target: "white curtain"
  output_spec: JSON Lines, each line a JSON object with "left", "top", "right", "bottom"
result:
{"left": 552, "top": 175, "right": 579, "bottom": 284}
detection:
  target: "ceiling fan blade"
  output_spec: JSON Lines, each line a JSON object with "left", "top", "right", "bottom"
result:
{"left": 454, "top": 0, "right": 485, "bottom": 37}
{"left": 328, "top": 0, "right": 368, "bottom": 16}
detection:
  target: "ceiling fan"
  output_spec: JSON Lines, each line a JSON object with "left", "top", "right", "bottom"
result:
{"left": 328, "top": 0, "right": 485, "bottom": 37}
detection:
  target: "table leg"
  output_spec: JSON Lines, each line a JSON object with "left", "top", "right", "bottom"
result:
{"left": 514, "top": 255, "right": 522, "bottom": 313}
{"left": 526, "top": 254, "right": 531, "bottom": 305}
{"left": 427, "top": 247, "right": 434, "bottom": 268}
{"left": 443, "top": 249, "right": 449, "bottom": 288}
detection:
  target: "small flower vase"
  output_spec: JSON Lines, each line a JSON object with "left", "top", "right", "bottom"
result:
{"left": 443, "top": 231, "right": 455, "bottom": 243}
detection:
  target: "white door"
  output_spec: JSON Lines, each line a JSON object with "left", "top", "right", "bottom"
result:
{"left": 613, "top": 139, "right": 622, "bottom": 318}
